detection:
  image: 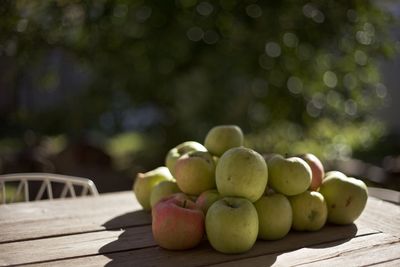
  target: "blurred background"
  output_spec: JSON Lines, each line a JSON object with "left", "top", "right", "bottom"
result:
{"left": 1, "top": 0, "right": 399, "bottom": 193}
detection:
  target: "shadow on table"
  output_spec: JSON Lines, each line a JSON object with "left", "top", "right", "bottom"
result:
{"left": 98, "top": 213, "right": 358, "bottom": 267}
{"left": 304, "top": 223, "right": 359, "bottom": 249}
{"left": 98, "top": 211, "right": 278, "bottom": 267}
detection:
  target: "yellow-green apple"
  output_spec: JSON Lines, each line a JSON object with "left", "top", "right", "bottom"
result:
{"left": 196, "top": 189, "right": 222, "bottom": 214}
{"left": 133, "top": 166, "right": 174, "bottom": 211}
{"left": 174, "top": 151, "right": 216, "bottom": 195}
{"left": 150, "top": 180, "right": 181, "bottom": 208}
{"left": 165, "top": 141, "right": 207, "bottom": 176}
{"left": 254, "top": 193, "right": 292, "bottom": 240}
{"left": 324, "top": 170, "right": 347, "bottom": 180}
{"left": 216, "top": 147, "right": 268, "bottom": 202}
{"left": 206, "top": 197, "right": 258, "bottom": 253}
{"left": 268, "top": 155, "right": 312, "bottom": 196}
{"left": 152, "top": 193, "right": 205, "bottom": 250}
{"left": 319, "top": 174, "right": 368, "bottom": 224}
{"left": 298, "top": 153, "right": 325, "bottom": 191}
{"left": 204, "top": 125, "right": 243, "bottom": 157}
{"left": 289, "top": 191, "right": 328, "bottom": 231}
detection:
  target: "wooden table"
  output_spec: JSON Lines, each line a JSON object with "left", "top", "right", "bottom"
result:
{"left": 1, "top": 191, "right": 399, "bottom": 266}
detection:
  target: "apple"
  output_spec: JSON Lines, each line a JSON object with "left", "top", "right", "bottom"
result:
{"left": 204, "top": 125, "right": 244, "bottom": 157}
{"left": 254, "top": 193, "right": 292, "bottom": 240}
{"left": 196, "top": 189, "right": 222, "bottom": 214}
{"left": 165, "top": 141, "right": 207, "bottom": 176}
{"left": 299, "top": 153, "right": 325, "bottom": 191}
{"left": 324, "top": 170, "right": 347, "bottom": 180}
{"left": 289, "top": 191, "right": 328, "bottom": 231}
{"left": 206, "top": 197, "right": 258, "bottom": 253}
{"left": 174, "top": 151, "right": 216, "bottom": 195}
{"left": 216, "top": 147, "right": 268, "bottom": 202}
{"left": 152, "top": 194, "right": 205, "bottom": 250}
{"left": 319, "top": 173, "right": 368, "bottom": 225}
{"left": 268, "top": 155, "right": 312, "bottom": 196}
{"left": 150, "top": 180, "right": 181, "bottom": 208}
{"left": 133, "top": 166, "right": 174, "bottom": 211}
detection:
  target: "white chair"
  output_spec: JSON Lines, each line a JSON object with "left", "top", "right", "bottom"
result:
{"left": 0, "top": 173, "right": 99, "bottom": 204}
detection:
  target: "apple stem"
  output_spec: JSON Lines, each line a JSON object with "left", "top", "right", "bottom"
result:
{"left": 182, "top": 200, "right": 187, "bottom": 208}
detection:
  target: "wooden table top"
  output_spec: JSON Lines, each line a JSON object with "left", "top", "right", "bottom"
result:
{"left": 0, "top": 191, "right": 399, "bottom": 267}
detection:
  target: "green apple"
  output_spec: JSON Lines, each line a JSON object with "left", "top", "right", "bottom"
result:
{"left": 289, "top": 191, "right": 328, "bottom": 231}
{"left": 324, "top": 170, "right": 347, "bottom": 180}
{"left": 150, "top": 180, "right": 181, "bottom": 208}
{"left": 268, "top": 155, "right": 312, "bottom": 196}
{"left": 196, "top": 189, "right": 222, "bottom": 214}
{"left": 206, "top": 197, "right": 258, "bottom": 254}
{"left": 174, "top": 151, "right": 216, "bottom": 195}
{"left": 254, "top": 193, "right": 292, "bottom": 240}
{"left": 133, "top": 166, "right": 174, "bottom": 211}
{"left": 204, "top": 125, "right": 243, "bottom": 157}
{"left": 319, "top": 173, "right": 368, "bottom": 225}
{"left": 165, "top": 141, "right": 207, "bottom": 176}
{"left": 216, "top": 147, "right": 268, "bottom": 202}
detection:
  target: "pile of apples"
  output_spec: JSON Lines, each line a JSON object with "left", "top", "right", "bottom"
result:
{"left": 133, "top": 125, "right": 368, "bottom": 254}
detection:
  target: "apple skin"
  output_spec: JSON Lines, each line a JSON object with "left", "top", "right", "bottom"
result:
{"left": 268, "top": 155, "right": 312, "bottom": 196}
{"left": 152, "top": 194, "right": 205, "bottom": 250}
{"left": 133, "top": 166, "right": 174, "bottom": 211}
{"left": 196, "top": 189, "right": 222, "bottom": 214}
{"left": 324, "top": 170, "right": 347, "bottom": 180}
{"left": 254, "top": 193, "right": 292, "bottom": 240}
{"left": 299, "top": 153, "right": 325, "bottom": 191}
{"left": 319, "top": 174, "right": 368, "bottom": 225}
{"left": 174, "top": 151, "right": 216, "bottom": 195}
{"left": 150, "top": 181, "right": 181, "bottom": 208}
{"left": 165, "top": 141, "right": 207, "bottom": 176}
{"left": 206, "top": 197, "right": 258, "bottom": 254}
{"left": 216, "top": 147, "right": 268, "bottom": 202}
{"left": 289, "top": 191, "right": 328, "bottom": 231}
{"left": 204, "top": 125, "right": 244, "bottom": 157}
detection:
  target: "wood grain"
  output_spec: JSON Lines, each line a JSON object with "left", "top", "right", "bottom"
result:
{"left": 211, "top": 233, "right": 400, "bottom": 267}
{"left": 17, "top": 224, "right": 377, "bottom": 267}
{"left": 0, "top": 192, "right": 152, "bottom": 243}
{"left": 357, "top": 197, "right": 400, "bottom": 238}
{"left": 0, "top": 225, "right": 154, "bottom": 266}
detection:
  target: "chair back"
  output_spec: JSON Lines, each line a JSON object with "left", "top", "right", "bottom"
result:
{"left": 0, "top": 173, "right": 99, "bottom": 204}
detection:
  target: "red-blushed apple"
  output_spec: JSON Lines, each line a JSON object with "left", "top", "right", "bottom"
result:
{"left": 152, "top": 193, "right": 205, "bottom": 250}
{"left": 204, "top": 125, "right": 243, "bottom": 157}
{"left": 299, "top": 153, "right": 325, "bottom": 191}
{"left": 216, "top": 147, "right": 268, "bottom": 202}
{"left": 150, "top": 180, "right": 181, "bottom": 208}
{"left": 289, "top": 191, "right": 327, "bottom": 231}
{"left": 174, "top": 151, "right": 216, "bottom": 195}
{"left": 319, "top": 173, "right": 368, "bottom": 225}
{"left": 133, "top": 166, "right": 174, "bottom": 211}
{"left": 196, "top": 189, "right": 222, "bottom": 214}
{"left": 165, "top": 141, "right": 207, "bottom": 176}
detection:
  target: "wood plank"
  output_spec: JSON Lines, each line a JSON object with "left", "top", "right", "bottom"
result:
{"left": 0, "top": 225, "right": 154, "bottom": 266}
{"left": 371, "top": 258, "right": 400, "bottom": 267}
{"left": 210, "top": 233, "right": 400, "bottom": 267}
{"left": 17, "top": 224, "right": 378, "bottom": 267}
{"left": 0, "top": 191, "right": 135, "bottom": 223}
{"left": 299, "top": 239, "right": 400, "bottom": 267}
{"left": 0, "top": 192, "right": 152, "bottom": 243}
{"left": 357, "top": 197, "right": 400, "bottom": 238}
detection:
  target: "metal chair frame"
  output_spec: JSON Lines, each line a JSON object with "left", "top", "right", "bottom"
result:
{"left": 0, "top": 173, "right": 99, "bottom": 204}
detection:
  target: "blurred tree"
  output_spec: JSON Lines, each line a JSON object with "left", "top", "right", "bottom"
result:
{"left": 0, "top": 0, "right": 397, "bottom": 171}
